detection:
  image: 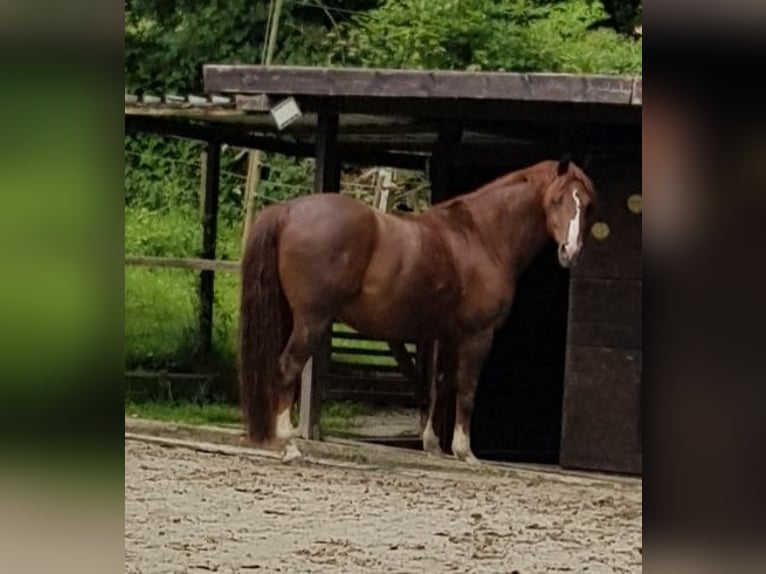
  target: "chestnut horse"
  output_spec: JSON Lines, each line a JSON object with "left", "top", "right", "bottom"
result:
{"left": 239, "top": 158, "right": 595, "bottom": 463}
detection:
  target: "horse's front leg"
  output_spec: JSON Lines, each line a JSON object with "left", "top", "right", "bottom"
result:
{"left": 451, "top": 330, "right": 494, "bottom": 465}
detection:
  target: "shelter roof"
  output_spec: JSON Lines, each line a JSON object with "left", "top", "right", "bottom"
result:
{"left": 126, "top": 66, "right": 642, "bottom": 168}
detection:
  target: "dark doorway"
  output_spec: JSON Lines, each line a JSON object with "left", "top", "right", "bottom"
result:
{"left": 446, "top": 164, "right": 571, "bottom": 464}
{"left": 471, "top": 243, "right": 570, "bottom": 464}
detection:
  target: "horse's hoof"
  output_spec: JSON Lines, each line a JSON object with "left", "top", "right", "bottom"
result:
{"left": 423, "top": 437, "right": 444, "bottom": 457}
{"left": 454, "top": 450, "right": 481, "bottom": 466}
{"left": 464, "top": 454, "right": 481, "bottom": 466}
{"left": 424, "top": 444, "right": 445, "bottom": 457}
{"left": 281, "top": 442, "right": 302, "bottom": 464}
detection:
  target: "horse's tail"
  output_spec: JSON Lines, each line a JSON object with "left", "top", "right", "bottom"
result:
{"left": 239, "top": 206, "right": 292, "bottom": 444}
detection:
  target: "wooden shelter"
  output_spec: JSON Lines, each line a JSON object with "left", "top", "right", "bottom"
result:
{"left": 126, "top": 65, "right": 641, "bottom": 475}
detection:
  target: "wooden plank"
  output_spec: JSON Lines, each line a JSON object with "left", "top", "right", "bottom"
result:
{"left": 330, "top": 346, "right": 415, "bottom": 358}
{"left": 289, "top": 96, "right": 640, "bottom": 126}
{"left": 560, "top": 345, "right": 642, "bottom": 475}
{"left": 125, "top": 256, "right": 240, "bottom": 273}
{"left": 198, "top": 141, "right": 221, "bottom": 355}
{"left": 204, "top": 65, "right": 641, "bottom": 107}
{"left": 299, "top": 111, "right": 341, "bottom": 441}
{"left": 568, "top": 278, "right": 642, "bottom": 349}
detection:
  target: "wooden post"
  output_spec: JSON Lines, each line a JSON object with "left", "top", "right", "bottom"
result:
{"left": 429, "top": 122, "right": 462, "bottom": 453}
{"left": 240, "top": 0, "right": 285, "bottom": 247}
{"left": 241, "top": 149, "right": 263, "bottom": 249}
{"left": 312, "top": 112, "right": 340, "bottom": 193}
{"left": 198, "top": 140, "right": 221, "bottom": 356}
{"left": 299, "top": 111, "right": 340, "bottom": 440}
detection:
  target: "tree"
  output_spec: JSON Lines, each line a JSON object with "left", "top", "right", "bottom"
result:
{"left": 327, "top": 0, "right": 641, "bottom": 74}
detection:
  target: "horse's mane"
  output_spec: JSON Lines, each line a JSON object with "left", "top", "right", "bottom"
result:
{"left": 429, "top": 160, "right": 559, "bottom": 213}
{"left": 470, "top": 160, "right": 596, "bottom": 200}
{"left": 400, "top": 160, "right": 595, "bottom": 224}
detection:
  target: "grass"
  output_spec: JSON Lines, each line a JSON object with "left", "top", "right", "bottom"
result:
{"left": 126, "top": 401, "right": 242, "bottom": 426}
{"left": 319, "top": 400, "right": 372, "bottom": 431}
{"left": 125, "top": 207, "right": 242, "bottom": 370}
{"left": 125, "top": 400, "right": 371, "bottom": 432}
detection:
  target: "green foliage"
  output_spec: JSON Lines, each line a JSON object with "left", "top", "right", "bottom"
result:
{"left": 126, "top": 400, "right": 242, "bottom": 425}
{"left": 125, "top": 136, "right": 200, "bottom": 211}
{"left": 126, "top": 0, "right": 268, "bottom": 94}
{"left": 328, "top": 0, "right": 641, "bottom": 74}
{"left": 125, "top": 134, "right": 314, "bottom": 232}
{"left": 520, "top": 0, "right": 641, "bottom": 73}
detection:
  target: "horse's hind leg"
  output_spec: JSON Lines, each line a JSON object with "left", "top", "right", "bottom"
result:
{"left": 274, "top": 313, "right": 331, "bottom": 441}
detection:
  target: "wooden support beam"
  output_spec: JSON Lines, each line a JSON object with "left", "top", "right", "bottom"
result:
{"left": 299, "top": 111, "right": 341, "bottom": 441}
{"left": 198, "top": 141, "right": 221, "bottom": 356}
{"left": 428, "top": 122, "right": 463, "bottom": 203}
{"left": 313, "top": 111, "right": 340, "bottom": 193}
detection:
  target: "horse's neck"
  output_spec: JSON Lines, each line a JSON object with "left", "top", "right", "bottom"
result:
{"left": 457, "top": 182, "right": 549, "bottom": 275}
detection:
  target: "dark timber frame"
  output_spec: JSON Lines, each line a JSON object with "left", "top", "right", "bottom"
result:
{"left": 198, "top": 141, "right": 221, "bottom": 355}
{"left": 125, "top": 65, "right": 642, "bottom": 475}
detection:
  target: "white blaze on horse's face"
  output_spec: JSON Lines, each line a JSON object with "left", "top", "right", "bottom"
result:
{"left": 558, "top": 188, "right": 584, "bottom": 268}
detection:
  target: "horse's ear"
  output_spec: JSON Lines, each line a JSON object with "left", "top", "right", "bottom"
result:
{"left": 557, "top": 154, "right": 571, "bottom": 176}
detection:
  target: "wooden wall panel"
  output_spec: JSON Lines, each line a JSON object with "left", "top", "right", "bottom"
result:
{"left": 560, "top": 345, "right": 642, "bottom": 474}
{"left": 568, "top": 278, "right": 642, "bottom": 349}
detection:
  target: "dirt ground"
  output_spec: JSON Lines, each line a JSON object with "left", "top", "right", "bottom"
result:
{"left": 125, "top": 439, "right": 642, "bottom": 574}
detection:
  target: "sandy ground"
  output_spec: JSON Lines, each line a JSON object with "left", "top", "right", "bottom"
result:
{"left": 125, "top": 439, "right": 642, "bottom": 574}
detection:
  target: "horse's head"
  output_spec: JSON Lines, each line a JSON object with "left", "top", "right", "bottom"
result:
{"left": 542, "top": 157, "right": 596, "bottom": 268}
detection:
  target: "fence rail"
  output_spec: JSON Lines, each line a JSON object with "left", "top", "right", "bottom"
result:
{"left": 126, "top": 255, "right": 240, "bottom": 273}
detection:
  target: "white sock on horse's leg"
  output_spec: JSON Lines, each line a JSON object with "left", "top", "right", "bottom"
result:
{"left": 452, "top": 424, "right": 479, "bottom": 464}
{"left": 422, "top": 418, "right": 443, "bottom": 455}
{"left": 276, "top": 407, "right": 299, "bottom": 440}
